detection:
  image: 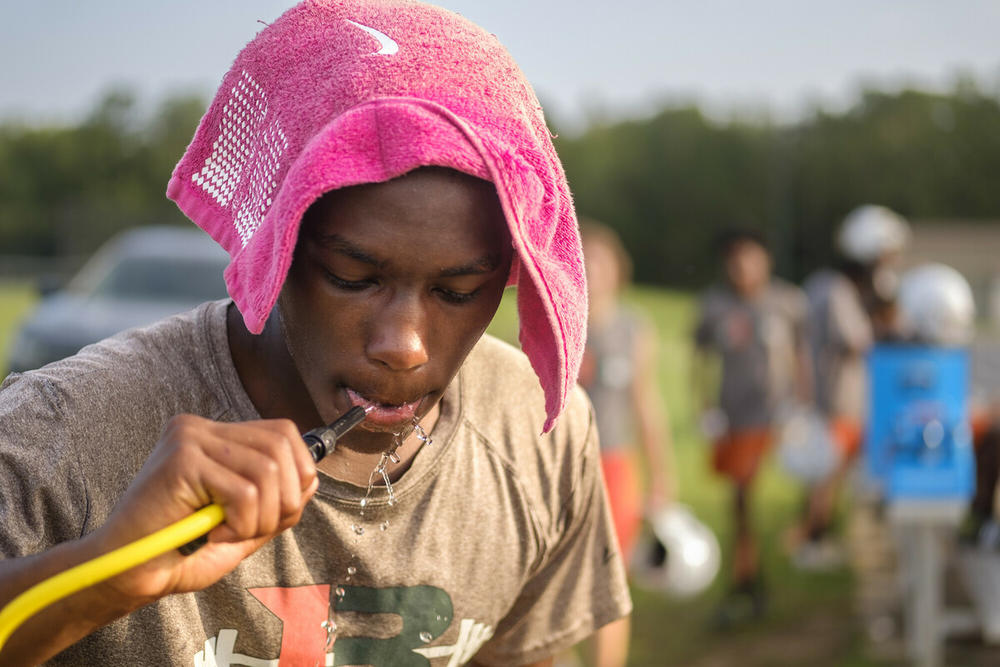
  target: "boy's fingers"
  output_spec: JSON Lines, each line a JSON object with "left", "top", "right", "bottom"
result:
{"left": 254, "top": 418, "right": 319, "bottom": 492}
{"left": 205, "top": 420, "right": 311, "bottom": 521}
{"left": 194, "top": 461, "right": 263, "bottom": 541}
{"left": 202, "top": 437, "right": 287, "bottom": 536}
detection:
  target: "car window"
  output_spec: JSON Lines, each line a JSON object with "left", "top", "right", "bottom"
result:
{"left": 90, "top": 257, "right": 228, "bottom": 302}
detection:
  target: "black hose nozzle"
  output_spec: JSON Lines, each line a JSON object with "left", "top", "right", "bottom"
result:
{"left": 302, "top": 405, "right": 368, "bottom": 463}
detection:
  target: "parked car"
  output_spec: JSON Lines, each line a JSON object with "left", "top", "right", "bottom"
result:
{"left": 7, "top": 226, "right": 229, "bottom": 372}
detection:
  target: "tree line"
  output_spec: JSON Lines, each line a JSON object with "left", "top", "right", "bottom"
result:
{"left": 2, "top": 80, "right": 999, "bottom": 286}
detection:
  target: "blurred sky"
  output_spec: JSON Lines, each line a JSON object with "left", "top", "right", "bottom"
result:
{"left": 2, "top": 0, "right": 999, "bottom": 130}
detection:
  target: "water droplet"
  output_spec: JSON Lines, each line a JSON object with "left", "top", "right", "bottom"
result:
{"left": 380, "top": 520, "right": 389, "bottom": 531}
{"left": 419, "top": 631, "right": 433, "bottom": 643}
{"left": 320, "top": 618, "right": 337, "bottom": 656}
{"left": 322, "top": 586, "right": 340, "bottom": 656}
{"left": 413, "top": 420, "right": 433, "bottom": 446}
{"left": 347, "top": 566, "right": 357, "bottom": 576}
{"left": 380, "top": 467, "right": 397, "bottom": 506}
{"left": 360, "top": 435, "right": 406, "bottom": 512}
{"left": 352, "top": 524, "right": 365, "bottom": 536}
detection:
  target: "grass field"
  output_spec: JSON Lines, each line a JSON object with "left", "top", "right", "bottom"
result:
{"left": 0, "top": 281, "right": 871, "bottom": 665}
{"left": 0, "top": 281, "right": 36, "bottom": 377}
{"left": 489, "top": 286, "right": 871, "bottom": 666}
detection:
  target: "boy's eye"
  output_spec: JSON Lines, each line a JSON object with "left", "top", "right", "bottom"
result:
{"left": 434, "top": 286, "right": 480, "bottom": 305}
{"left": 324, "top": 270, "right": 373, "bottom": 291}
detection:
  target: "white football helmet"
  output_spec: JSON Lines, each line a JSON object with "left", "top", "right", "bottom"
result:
{"left": 631, "top": 505, "right": 721, "bottom": 598}
{"left": 777, "top": 404, "right": 839, "bottom": 484}
{"left": 898, "top": 263, "right": 976, "bottom": 346}
{"left": 837, "top": 205, "right": 910, "bottom": 264}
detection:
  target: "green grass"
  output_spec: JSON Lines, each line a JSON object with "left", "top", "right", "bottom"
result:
{"left": 0, "top": 281, "right": 37, "bottom": 377}
{"left": 490, "top": 285, "right": 871, "bottom": 666}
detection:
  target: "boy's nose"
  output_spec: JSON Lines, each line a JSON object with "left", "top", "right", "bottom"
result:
{"left": 366, "top": 296, "right": 429, "bottom": 371}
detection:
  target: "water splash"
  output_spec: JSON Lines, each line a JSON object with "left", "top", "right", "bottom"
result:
{"left": 318, "top": 584, "right": 339, "bottom": 665}
{"left": 381, "top": 464, "right": 396, "bottom": 506}
{"left": 362, "top": 429, "right": 404, "bottom": 509}
{"left": 413, "top": 418, "right": 433, "bottom": 446}
{"left": 355, "top": 417, "right": 432, "bottom": 524}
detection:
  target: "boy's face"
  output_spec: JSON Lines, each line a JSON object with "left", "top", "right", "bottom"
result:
{"left": 725, "top": 240, "right": 770, "bottom": 297}
{"left": 583, "top": 236, "right": 621, "bottom": 303}
{"left": 278, "top": 167, "right": 512, "bottom": 440}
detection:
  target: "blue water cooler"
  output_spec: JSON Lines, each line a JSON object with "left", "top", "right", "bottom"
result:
{"left": 866, "top": 343, "right": 976, "bottom": 666}
{"left": 865, "top": 344, "right": 975, "bottom": 502}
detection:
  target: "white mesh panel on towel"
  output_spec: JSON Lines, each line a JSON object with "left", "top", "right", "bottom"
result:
{"left": 191, "top": 70, "right": 288, "bottom": 246}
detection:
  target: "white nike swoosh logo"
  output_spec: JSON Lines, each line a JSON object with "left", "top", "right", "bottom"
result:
{"left": 346, "top": 19, "right": 399, "bottom": 56}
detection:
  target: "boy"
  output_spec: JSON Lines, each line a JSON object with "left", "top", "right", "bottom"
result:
{"left": 0, "top": 2, "right": 630, "bottom": 665}
{"left": 791, "top": 205, "right": 910, "bottom": 565}
{"left": 693, "top": 229, "right": 809, "bottom": 626}
{"left": 578, "top": 220, "right": 676, "bottom": 664}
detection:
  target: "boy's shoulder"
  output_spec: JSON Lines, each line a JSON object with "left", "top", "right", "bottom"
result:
{"left": 1, "top": 300, "right": 235, "bottom": 432}
{"left": 697, "top": 283, "right": 737, "bottom": 313}
{"left": 458, "top": 332, "right": 594, "bottom": 460}
{"left": 0, "top": 301, "right": 237, "bottom": 542}
{"left": 765, "top": 276, "right": 808, "bottom": 312}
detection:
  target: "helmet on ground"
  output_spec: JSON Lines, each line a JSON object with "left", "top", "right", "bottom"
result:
{"left": 898, "top": 263, "right": 976, "bottom": 346}
{"left": 837, "top": 205, "right": 910, "bottom": 264}
{"left": 631, "top": 504, "right": 721, "bottom": 598}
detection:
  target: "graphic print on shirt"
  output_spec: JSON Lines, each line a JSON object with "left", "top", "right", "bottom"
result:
{"left": 192, "top": 584, "right": 494, "bottom": 667}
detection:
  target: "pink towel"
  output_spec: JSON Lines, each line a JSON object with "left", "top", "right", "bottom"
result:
{"left": 167, "top": 0, "right": 586, "bottom": 432}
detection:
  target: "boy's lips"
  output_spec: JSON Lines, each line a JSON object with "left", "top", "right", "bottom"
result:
{"left": 345, "top": 388, "right": 423, "bottom": 427}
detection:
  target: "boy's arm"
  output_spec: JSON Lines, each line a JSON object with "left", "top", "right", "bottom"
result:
{"left": 631, "top": 322, "right": 677, "bottom": 507}
{"left": 828, "top": 282, "right": 873, "bottom": 354}
{"left": 0, "top": 415, "right": 318, "bottom": 666}
{"left": 691, "top": 296, "right": 718, "bottom": 415}
{"left": 0, "top": 530, "right": 141, "bottom": 666}
{"left": 791, "top": 290, "right": 815, "bottom": 404}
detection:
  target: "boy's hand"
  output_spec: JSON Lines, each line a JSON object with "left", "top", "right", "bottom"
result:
{"left": 89, "top": 415, "right": 318, "bottom": 610}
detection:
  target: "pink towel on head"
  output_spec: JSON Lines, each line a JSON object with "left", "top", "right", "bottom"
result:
{"left": 167, "top": 0, "right": 586, "bottom": 432}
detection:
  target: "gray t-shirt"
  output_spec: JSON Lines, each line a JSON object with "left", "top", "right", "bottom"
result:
{"left": 695, "top": 279, "right": 807, "bottom": 429}
{"left": 579, "top": 306, "right": 643, "bottom": 452}
{"left": 0, "top": 300, "right": 630, "bottom": 666}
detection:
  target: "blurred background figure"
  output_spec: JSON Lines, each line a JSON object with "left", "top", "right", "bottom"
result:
{"left": 576, "top": 220, "right": 678, "bottom": 666}
{"left": 693, "top": 229, "right": 810, "bottom": 628}
{"left": 790, "top": 205, "right": 910, "bottom": 568}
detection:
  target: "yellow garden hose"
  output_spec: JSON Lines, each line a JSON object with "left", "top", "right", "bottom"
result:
{"left": 0, "top": 405, "right": 369, "bottom": 656}
{"left": 0, "top": 504, "right": 225, "bottom": 652}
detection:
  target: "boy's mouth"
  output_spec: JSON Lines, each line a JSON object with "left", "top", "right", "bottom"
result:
{"left": 345, "top": 387, "right": 424, "bottom": 428}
